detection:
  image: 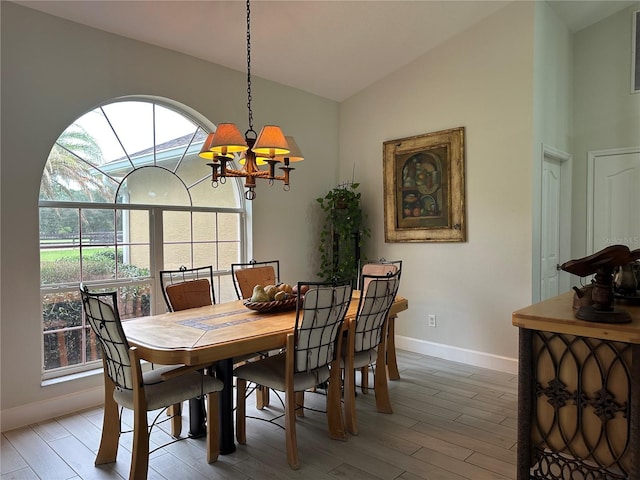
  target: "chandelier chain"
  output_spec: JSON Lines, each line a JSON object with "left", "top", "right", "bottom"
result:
{"left": 245, "top": 0, "right": 254, "bottom": 136}
{"left": 202, "top": 0, "right": 299, "bottom": 200}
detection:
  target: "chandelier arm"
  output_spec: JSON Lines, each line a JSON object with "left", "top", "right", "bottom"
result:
{"left": 218, "top": 168, "right": 271, "bottom": 179}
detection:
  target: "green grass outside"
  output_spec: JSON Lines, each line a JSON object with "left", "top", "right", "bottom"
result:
{"left": 40, "top": 247, "right": 112, "bottom": 262}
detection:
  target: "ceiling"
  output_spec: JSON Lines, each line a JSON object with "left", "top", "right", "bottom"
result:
{"left": 13, "top": 0, "right": 637, "bottom": 102}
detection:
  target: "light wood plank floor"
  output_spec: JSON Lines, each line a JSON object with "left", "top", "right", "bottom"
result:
{"left": 1, "top": 351, "right": 518, "bottom": 479}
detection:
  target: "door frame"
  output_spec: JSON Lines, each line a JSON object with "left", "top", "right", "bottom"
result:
{"left": 587, "top": 146, "right": 640, "bottom": 254}
{"left": 533, "top": 144, "right": 572, "bottom": 302}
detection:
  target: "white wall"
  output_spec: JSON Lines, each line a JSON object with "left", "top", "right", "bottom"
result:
{"left": 339, "top": 2, "right": 535, "bottom": 367}
{"left": 0, "top": 2, "right": 339, "bottom": 430}
{"left": 531, "top": 1, "right": 573, "bottom": 301}
{"left": 571, "top": 2, "right": 640, "bottom": 257}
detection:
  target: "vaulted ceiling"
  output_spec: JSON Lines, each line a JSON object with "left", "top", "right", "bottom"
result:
{"left": 14, "top": 1, "right": 636, "bottom": 101}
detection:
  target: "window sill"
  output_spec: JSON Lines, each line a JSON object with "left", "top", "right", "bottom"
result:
{"left": 41, "top": 361, "right": 161, "bottom": 387}
{"left": 42, "top": 367, "right": 102, "bottom": 387}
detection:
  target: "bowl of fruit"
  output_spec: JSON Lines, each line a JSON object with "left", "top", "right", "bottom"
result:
{"left": 243, "top": 283, "right": 300, "bottom": 312}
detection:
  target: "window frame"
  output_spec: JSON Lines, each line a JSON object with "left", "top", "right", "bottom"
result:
{"left": 39, "top": 97, "right": 250, "bottom": 380}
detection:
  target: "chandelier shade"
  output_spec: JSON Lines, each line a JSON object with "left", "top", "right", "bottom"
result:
{"left": 198, "top": 131, "right": 236, "bottom": 160}
{"left": 252, "top": 125, "right": 290, "bottom": 158}
{"left": 206, "top": 123, "right": 249, "bottom": 156}
{"left": 275, "top": 136, "right": 304, "bottom": 164}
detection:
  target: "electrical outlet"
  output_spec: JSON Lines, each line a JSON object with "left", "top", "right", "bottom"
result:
{"left": 428, "top": 314, "right": 436, "bottom": 327}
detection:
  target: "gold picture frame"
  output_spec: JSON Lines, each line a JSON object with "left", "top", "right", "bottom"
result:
{"left": 383, "top": 127, "right": 466, "bottom": 242}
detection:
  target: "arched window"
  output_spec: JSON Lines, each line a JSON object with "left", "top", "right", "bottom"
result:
{"left": 39, "top": 98, "right": 246, "bottom": 379}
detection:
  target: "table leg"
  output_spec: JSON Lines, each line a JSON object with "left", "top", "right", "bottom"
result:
{"left": 188, "top": 397, "right": 206, "bottom": 438}
{"left": 386, "top": 314, "right": 400, "bottom": 380}
{"left": 215, "top": 357, "right": 237, "bottom": 454}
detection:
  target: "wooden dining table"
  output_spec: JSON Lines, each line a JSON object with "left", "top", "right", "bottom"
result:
{"left": 119, "top": 291, "right": 408, "bottom": 454}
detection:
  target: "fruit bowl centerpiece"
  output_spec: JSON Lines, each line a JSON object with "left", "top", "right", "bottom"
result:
{"left": 243, "top": 283, "right": 299, "bottom": 313}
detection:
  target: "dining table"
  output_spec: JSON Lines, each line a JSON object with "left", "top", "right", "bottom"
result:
{"left": 119, "top": 291, "right": 409, "bottom": 455}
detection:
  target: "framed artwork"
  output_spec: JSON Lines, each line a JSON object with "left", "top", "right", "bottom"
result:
{"left": 383, "top": 127, "right": 466, "bottom": 242}
{"left": 634, "top": 9, "right": 640, "bottom": 93}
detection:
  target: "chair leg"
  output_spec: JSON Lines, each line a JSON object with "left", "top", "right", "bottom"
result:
{"left": 345, "top": 363, "right": 358, "bottom": 436}
{"left": 360, "top": 366, "right": 369, "bottom": 393}
{"left": 295, "top": 391, "right": 305, "bottom": 417}
{"left": 285, "top": 388, "right": 299, "bottom": 470}
{"left": 169, "top": 402, "right": 182, "bottom": 437}
{"left": 206, "top": 392, "right": 219, "bottom": 463}
{"left": 374, "top": 349, "right": 393, "bottom": 414}
{"left": 236, "top": 378, "right": 247, "bottom": 445}
{"left": 256, "top": 385, "right": 270, "bottom": 409}
{"left": 327, "top": 363, "right": 347, "bottom": 440}
{"left": 96, "top": 374, "right": 120, "bottom": 465}
{"left": 130, "top": 404, "right": 150, "bottom": 480}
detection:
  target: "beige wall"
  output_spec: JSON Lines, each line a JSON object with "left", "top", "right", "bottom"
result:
{"left": 339, "top": 2, "right": 535, "bottom": 361}
{"left": 0, "top": 2, "right": 339, "bottom": 429}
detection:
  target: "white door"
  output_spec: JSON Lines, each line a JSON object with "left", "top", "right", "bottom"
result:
{"left": 588, "top": 147, "right": 640, "bottom": 254}
{"left": 539, "top": 146, "right": 572, "bottom": 300}
{"left": 541, "top": 158, "right": 561, "bottom": 299}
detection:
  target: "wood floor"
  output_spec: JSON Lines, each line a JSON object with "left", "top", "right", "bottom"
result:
{"left": 1, "top": 351, "right": 518, "bottom": 480}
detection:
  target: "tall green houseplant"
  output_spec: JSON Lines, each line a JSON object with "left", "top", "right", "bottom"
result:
{"left": 317, "top": 183, "right": 370, "bottom": 285}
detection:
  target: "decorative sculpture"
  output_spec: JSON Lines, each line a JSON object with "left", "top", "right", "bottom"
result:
{"left": 560, "top": 245, "right": 638, "bottom": 323}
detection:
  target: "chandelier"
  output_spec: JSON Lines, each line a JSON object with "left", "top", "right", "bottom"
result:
{"left": 199, "top": 0, "right": 303, "bottom": 200}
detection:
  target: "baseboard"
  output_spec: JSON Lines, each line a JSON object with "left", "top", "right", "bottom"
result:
{"left": 1, "top": 386, "right": 103, "bottom": 432}
{"left": 395, "top": 335, "right": 518, "bottom": 375}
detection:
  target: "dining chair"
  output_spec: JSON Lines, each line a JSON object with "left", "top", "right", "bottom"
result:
{"left": 159, "top": 265, "right": 219, "bottom": 435}
{"left": 80, "top": 284, "right": 223, "bottom": 480}
{"left": 234, "top": 280, "right": 353, "bottom": 469}
{"left": 359, "top": 258, "right": 403, "bottom": 382}
{"left": 160, "top": 265, "right": 266, "bottom": 430}
{"left": 159, "top": 265, "right": 215, "bottom": 312}
{"left": 358, "top": 258, "right": 402, "bottom": 290}
{"left": 231, "top": 259, "right": 280, "bottom": 299}
{"left": 343, "top": 268, "right": 401, "bottom": 435}
{"left": 230, "top": 260, "right": 283, "bottom": 409}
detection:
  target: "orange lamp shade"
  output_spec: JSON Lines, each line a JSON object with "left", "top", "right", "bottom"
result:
{"left": 199, "top": 133, "right": 234, "bottom": 160}
{"left": 207, "top": 123, "right": 249, "bottom": 157}
{"left": 252, "top": 125, "right": 290, "bottom": 158}
{"left": 274, "top": 136, "right": 304, "bottom": 163}
{"left": 198, "top": 132, "right": 217, "bottom": 160}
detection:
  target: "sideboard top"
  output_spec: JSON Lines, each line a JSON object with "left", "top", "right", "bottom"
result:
{"left": 512, "top": 291, "right": 640, "bottom": 344}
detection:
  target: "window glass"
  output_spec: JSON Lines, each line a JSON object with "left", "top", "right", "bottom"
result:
{"left": 164, "top": 211, "right": 192, "bottom": 242}
{"left": 118, "top": 167, "right": 191, "bottom": 206}
{"left": 39, "top": 98, "right": 245, "bottom": 378}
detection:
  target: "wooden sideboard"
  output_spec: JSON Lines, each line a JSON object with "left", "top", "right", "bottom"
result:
{"left": 512, "top": 292, "right": 640, "bottom": 479}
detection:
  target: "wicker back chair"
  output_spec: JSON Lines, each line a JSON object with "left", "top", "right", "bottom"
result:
{"left": 80, "top": 284, "right": 223, "bottom": 480}
{"left": 233, "top": 280, "right": 352, "bottom": 469}
{"left": 342, "top": 269, "right": 401, "bottom": 435}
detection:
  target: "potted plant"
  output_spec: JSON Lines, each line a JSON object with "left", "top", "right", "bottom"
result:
{"left": 317, "top": 183, "right": 371, "bottom": 285}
